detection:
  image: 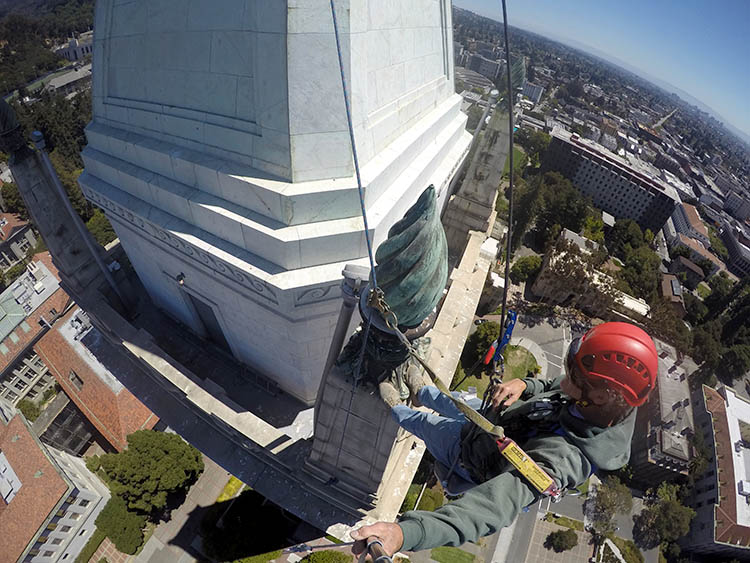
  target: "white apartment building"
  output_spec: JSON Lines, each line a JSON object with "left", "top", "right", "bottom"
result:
{"left": 685, "top": 386, "right": 750, "bottom": 559}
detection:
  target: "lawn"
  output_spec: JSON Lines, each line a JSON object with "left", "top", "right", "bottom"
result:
{"left": 430, "top": 546, "right": 475, "bottom": 563}
{"left": 696, "top": 282, "right": 711, "bottom": 300}
{"left": 576, "top": 477, "right": 590, "bottom": 496}
{"left": 502, "top": 146, "right": 527, "bottom": 178}
{"left": 452, "top": 345, "right": 539, "bottom": 398}
{"left": 608, "top": 535, "right": 643, "bottom": 563}
{"left": 545, "top": 512, "right": 584, "bottom": 531}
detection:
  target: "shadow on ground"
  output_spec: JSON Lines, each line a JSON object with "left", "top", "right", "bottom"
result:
{"left": 170, "top": 489, "right": 324, "bottom": 561}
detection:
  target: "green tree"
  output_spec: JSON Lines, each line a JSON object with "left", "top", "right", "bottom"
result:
{"left": 99, "top": 430, "right": 204, "bottom": 516}
{"left": 588, "top": 476, "right": 632, "bottom": 535}
{"left": 545, "top": 529, "right": 578, "bottom": 553}
{"left": 510, "top": 254, "right": 542, "bottom": 283}
{"left": 691, "top": 327, "right": 722, "bottom": 368}
{"left": 582, "top": 214, "right": 605, "bottom": 243}
{"left": 534, "top": 172, "right": 590, "bottom": 246}
{"left": 1, "top": 182, "right": 27, "bottom": 218}
{"left": 17, "top": 398, "right": 40, "bottom": 421}
{"left": 94, "top": 496, "right": 145, "bottom": 555}
{"left": 605, "top": 219, "right": 644, "bottom": 260}
{"left": 633, "top": 484, "right": 694, "bottom": 550}
{"left": 466, "top": 105, "right": 485, "bottom": 130}
{"left": 619, "top": 245, "right": 661, "bottom": 300}
{"left": 645, "top": 298, "right": 691, "bottom": 354}
{"left": 86, "top": 209, "right": 116, "bottom": 247}
{"left": 724, "top": 345, "right": 750, "bottom": 380}
{"left": 462, "top": 321, "right": 501, "bottom": 371}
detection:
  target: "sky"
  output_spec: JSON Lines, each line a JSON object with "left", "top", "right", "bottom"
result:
{"left": 454, "top": 0, "right": 750, "bottom": 137}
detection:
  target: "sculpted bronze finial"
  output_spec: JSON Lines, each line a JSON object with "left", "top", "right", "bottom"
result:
{"left": 337, "top": 185, "right": 449, "bottom": 392}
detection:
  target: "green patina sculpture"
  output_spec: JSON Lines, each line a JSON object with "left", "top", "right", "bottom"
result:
{"left": 337, "top": 185, "right": 448, "bottom": 390}
{"left": 374, "top": 185, "right": 448, "bottom": 328}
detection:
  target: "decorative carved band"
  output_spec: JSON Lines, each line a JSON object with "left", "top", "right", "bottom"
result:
{"left": 81, "top": 184, "right": 279, "bottom": 305}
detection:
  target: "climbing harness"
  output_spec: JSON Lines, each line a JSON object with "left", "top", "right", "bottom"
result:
{"left": 369, "top": 289, "right": 561, "bottom": 499}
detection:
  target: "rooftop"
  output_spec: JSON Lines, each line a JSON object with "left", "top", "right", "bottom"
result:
{"left": 703, "top": 386, "right": 750, "bottom": 548}
{"left": 0, "top": 259, "right": 70, "bottom": 373}
{"left": 673, "top": 255, "right": 704, "bottom": 277}
{"left": 682, "top": 203, "right": 709, "bottom": 239}
{"left": 652, "top": 339, "right": 693, "bottom": 461}
{"left": 47, "top": 64, "right": 92, "bottom": 91}
{"left": 34, "top": 307, "right": 158, "bottom": 451}
{"left": 0, "top": 213, "right": 28, "bottom": 243}
{"left": 0, "top": 413, "right": 69, "bottom": 563}
{"left": 551, "top": 128, "right": 681, "bottom": 203}
{"left": 676, "top": 234, "right": 725, "bottom": 268}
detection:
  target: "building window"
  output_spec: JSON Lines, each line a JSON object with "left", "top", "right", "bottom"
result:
{"left": 52, "top": 538, "right": 63, "bottom": 545}
{"left": 69, "top": 371, "right": 83, "bottom": 391}
{"left": 69, "top": 513, "right": 80, "bottom": 521}
{"left": 79, "top": 499, "right": 89, "bottom": 507}
{"left": 43, "top": 551, "right": 55, "bottom": 557}
{"left": 60, "top": 526, "right": 71, "bottom": 533}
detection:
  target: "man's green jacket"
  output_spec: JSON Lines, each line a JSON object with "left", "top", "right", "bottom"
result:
{"left": 397, "top": 375, "right": 636, "bottom": 551}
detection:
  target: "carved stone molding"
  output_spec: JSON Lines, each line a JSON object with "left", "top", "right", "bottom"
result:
{"left": 294, "top": 285, "right": 339, "bottom": 307}
{"left": 82, "top": 185, "right": 279, "bottom": 305}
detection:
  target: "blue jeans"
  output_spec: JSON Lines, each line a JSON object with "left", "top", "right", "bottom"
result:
{"left": 391, "top": 386, "right": 481, "bottom": 484}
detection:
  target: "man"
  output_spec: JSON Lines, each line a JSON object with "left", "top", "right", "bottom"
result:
{"left": 352, "top": 322, "right": 658, "bottom": 555}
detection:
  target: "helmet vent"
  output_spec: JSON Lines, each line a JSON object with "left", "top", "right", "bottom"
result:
{"left": 626, "top": 358, "right": 636, "bottom": 369}
{"left": 581, "top": 355, "right": 595, "bottom": 369}
{"left": 603, "top": 353, "right": 611, "bottom": 361}
{"left": 616, "top": 353, "right": 625, "bottom": 363}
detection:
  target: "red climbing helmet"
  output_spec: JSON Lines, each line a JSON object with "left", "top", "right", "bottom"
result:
{"left": 565, "top": 322, "right": 658, "bottom": 407}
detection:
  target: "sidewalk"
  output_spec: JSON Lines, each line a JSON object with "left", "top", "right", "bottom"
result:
{"left": 136, "top": 455, "right": 230, "bottom": 563}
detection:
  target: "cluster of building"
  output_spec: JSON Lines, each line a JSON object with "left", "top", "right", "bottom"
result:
{"left": 0, "top": 254, "right": 159, "bottom": 562}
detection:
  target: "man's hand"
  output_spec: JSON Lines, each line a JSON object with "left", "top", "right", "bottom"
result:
{"left": 491, "top": 378, "right": 527, "bottom": 408}
{"left": 351, "top": 522, "right": 403, "bottom": 558}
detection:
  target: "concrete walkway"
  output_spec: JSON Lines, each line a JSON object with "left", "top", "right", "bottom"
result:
{"left": 136, "top": 455, "right": 230, "bottom": 563}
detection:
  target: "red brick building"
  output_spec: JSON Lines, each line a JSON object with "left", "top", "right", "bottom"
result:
{"left": 35, "top": 307, "right": 158, "bottom": 451}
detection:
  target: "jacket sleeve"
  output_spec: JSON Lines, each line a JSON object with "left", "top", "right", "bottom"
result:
{"left": 398, "top": 433, "right": 591, "bottom": 552}
{"left": 521, "top": 375, "right": 563, "bottom": 399}
{"left": 398, "top": 470, "right": 538, "bottom": 551}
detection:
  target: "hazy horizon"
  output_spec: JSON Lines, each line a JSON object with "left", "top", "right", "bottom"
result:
{"left": 454, "top": 0, "right": 750, "bottom": 141}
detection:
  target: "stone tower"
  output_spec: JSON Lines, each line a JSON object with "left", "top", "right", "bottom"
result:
{"left": 79, "top": 0, "right": 470, "bottom": 404}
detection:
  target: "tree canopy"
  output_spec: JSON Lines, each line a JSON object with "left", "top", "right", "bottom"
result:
{"left": 95, "top": 495, "right": 146, "bottom": 555}
{"left": 587, "top": 476, "right": 632, "bottom": 536}
{"left": 462, "top": 321, "right": 501, "bottom": 372}
{"left": 99, "top": 430, "right": 204, "bottom": 516}
{"left": 633, "top": 482, "right": 694, "bottom": 550}
{"left": 510, "top": 254, "right": 542, "bottom": 283}
{"left": 545, "top": 528, "right": 578, "bottom": 553}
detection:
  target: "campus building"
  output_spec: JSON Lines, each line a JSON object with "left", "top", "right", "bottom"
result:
{"left": 0, "top": 407, "right": 109, "bottom": 563}
{"left": 721, "top": 220, "right": 750, "bottom": 277}
{"left": 0, "top": 212, "right": 37, "bottom": 273}
{"left": 546, "top": 129, "right": 680, "bottom": 233}
{"left": 671, "top": 202, "right": 710, "bottom": 247}
{"left": 630, "top": 339, "right": 694, "bottom": 484}
{"left": 684, "top": 386, "right": 750, "bottom": 559}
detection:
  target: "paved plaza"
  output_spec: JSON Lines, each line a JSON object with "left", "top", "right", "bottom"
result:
{"left": 524, "top": 520, "right": 595, "bottom": 563}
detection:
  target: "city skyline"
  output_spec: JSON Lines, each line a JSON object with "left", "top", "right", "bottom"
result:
{"left": 455, "top": 0, "right": 750, "bottom": 140}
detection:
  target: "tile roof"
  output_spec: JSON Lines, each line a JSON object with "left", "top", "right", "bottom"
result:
{"left": 0, "top": 213, "right": 29, "bottom": 243}
{"left": 676, "top": 234, "right": 725, "bottom": 268}
{"left": 35, "top": 307, "right": 158, "bottom": 451}
{"left": 0, "top": 287, "right": 71, "bottom": 374}
{"left": 703, "top": 387, "right": 750, "bottom": 550}
{"left": 682, "top": 203, "right": 710, "bottom": 238}
{"left": 0, "top": 414, "right": 69, "bottom": 563}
